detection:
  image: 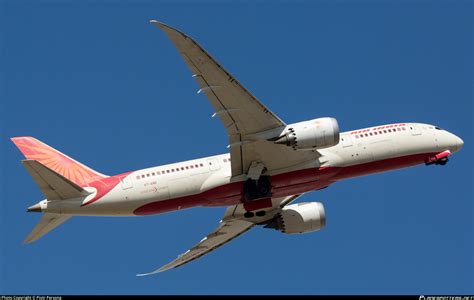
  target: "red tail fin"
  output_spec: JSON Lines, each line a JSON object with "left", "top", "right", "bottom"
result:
{"left": 11, "top": 136, "right": 107, "bottom": 186}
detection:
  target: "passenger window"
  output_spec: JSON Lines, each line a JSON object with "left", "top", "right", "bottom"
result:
{"left": 136, "top": 176, "right": 140, "bottom": 180}
{"left": 146, "top": 174, "right": 150, "bottom": 177}
{"left": 141, "top": 175, "right": 145, "bottom": 178}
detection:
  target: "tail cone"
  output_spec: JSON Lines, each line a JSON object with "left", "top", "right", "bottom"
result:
{"left": 27, "top": 203, "right": 42, "bottom": 213}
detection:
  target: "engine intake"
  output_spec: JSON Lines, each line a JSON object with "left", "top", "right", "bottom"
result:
{"left": 264, "top": 202, "right": 326, "bottom": 234}
{"left": 274, "top": 117, "right": 340, "bottom": 150}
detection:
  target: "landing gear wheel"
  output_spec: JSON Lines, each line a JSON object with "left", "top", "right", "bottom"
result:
{"left": 244, "top": 211, "right": 255, "bottom": 218}
{"left": 244, "top": 176, "right": 272, "bottom": 202}
{"left": 255, "top": 211, "right": 266, "bottom": 217}
{"left": 437, "top": 157, "right": 449, "bottom": 166}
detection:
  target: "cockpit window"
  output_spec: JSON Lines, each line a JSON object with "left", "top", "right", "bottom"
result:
{"left": 435, "top": 126, "right": 442, "bottom": 130}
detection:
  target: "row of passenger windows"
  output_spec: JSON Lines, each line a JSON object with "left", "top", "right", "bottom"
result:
{"left": 136, "top": 163, "right": 205, "bottom": 180}
{"left": 354, "top": 127, "right": 406, "bottom": 139}
{"left": 136, "top": 157, "right": 231, "bottom": 180}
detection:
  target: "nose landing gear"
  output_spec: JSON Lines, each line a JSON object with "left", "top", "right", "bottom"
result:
{"left": 425, "top": 151, "right": 451, "bottom": 166}
{"left": 426, "top": 156, "right": 449, "bottom": 166}
{"left": 436, "top": 157, "right": 448, "bottom": 166}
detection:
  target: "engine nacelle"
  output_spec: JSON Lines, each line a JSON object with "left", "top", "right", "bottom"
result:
{"left": 264, "top": 202, "right": 326, "bottom": 234}
{"left": 274, "top": 117, "right": 340, "bottom": 150}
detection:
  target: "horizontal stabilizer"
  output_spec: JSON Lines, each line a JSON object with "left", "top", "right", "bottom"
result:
{"left": 24, "top": 213, "right": 72, "bottom": 244}
{"left": 21, "top": 160, "right": 91, "bottom": 201}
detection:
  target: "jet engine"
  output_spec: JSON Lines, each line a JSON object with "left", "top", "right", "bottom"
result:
{"left": 264, "top": 202, "right": 326, "bottom": 234}
{"left": 274, "top": 117, "right": 340, "bottom": 150}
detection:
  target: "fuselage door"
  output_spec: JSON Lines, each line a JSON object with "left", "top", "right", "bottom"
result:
{"left": 410, "top": 124, "right": 422, "bottom": 136}
{"left": 207, "top": 158, "right": 221, "bottom": 171}
{"left": 340, "top": 134, "right": 353, "bottom": 148}
{"left": 120, "top": 175, "right": 133, "bottom": 190}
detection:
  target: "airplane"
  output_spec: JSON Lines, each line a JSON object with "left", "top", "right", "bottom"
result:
{"left": 12, "top": 21, "right": 464, "bottom": 276}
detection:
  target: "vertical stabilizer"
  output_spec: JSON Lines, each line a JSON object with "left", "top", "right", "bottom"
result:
{"left": 11, "top": 136, "right": 107, "bottom": 186}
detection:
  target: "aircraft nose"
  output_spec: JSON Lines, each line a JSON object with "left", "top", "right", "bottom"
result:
{"left": 455, "top": 135, "right": 464, "bottom": 150}
{"left": 449, "top": 133, "right": 464, "bottom": 153}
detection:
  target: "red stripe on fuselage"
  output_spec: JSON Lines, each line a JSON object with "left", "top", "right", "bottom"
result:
{"left": 132, "top": 152, "right": 437, "bottom": 216}
{"left": 80, "top": 172, "right": 131, "bottom": 207}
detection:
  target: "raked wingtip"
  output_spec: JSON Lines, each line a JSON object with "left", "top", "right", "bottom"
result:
{"left": 149, "top": 20, "right": 167, "bottom": 28}
{"left": 136, "top": 267, "right": 167, "bottom": 277}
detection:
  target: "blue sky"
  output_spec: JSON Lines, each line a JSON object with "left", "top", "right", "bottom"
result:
{"left": 1, "top": 0, "right": 472, "bottom": 295}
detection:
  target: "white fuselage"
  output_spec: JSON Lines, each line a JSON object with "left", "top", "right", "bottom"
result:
{"left": 38, "top": 122, "right": 463, "bottom": 217}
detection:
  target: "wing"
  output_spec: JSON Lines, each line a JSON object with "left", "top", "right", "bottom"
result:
{"left": 151, "top": 20, "right": 285, "bottom": 136}
{"left": 151, "top": 21, "right": 320, "bottom": 177}
{"left": 137, "top": 219, "right": 254, "bottom": 276}
{"left": 137, "top": 195, "right": 302, "bottom": 275}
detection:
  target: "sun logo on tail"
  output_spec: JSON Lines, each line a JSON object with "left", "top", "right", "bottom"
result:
{"left": 11, "top": 137, "right": 107, "bottom": 186}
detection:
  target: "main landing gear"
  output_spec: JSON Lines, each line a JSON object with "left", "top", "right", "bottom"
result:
{"left": 243, "top": 177, "right": 272, "bottom": 218}
{"left": 243, "top": 176, "right": 272, "bottom": 202}
{"left": 243, "top": 210, "right": 267, "bottom": 218}
{"left": 243, "top": 161, "right": 272, "bottom": 218}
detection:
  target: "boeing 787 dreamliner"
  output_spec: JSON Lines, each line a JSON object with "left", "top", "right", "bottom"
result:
{"left": 12, "top": 21, "right": 464, "bottom": 276}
